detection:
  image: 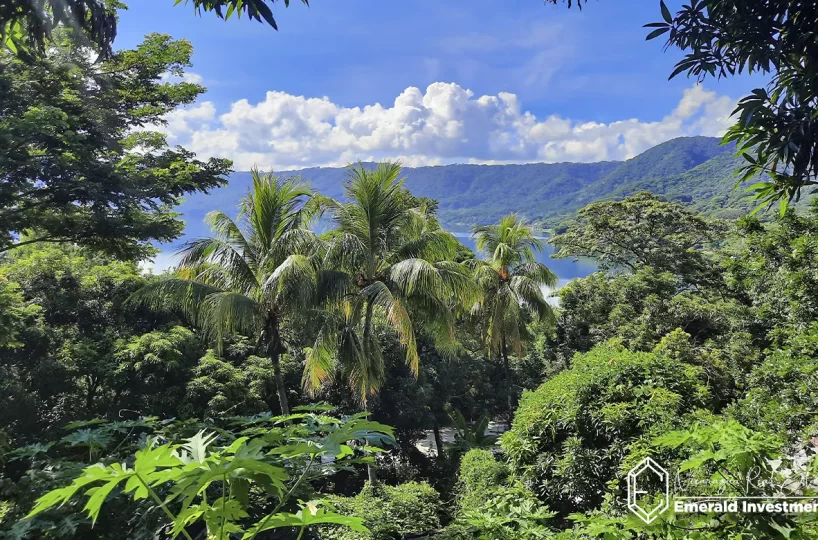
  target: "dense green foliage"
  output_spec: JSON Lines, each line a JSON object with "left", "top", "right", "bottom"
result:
{"left": 320, "top": 482, "right": 443, "bottom": 539}
{"left": 645, "top": 0, "right": 818, "bottom": 209}
{"left": 503, "top": 341, "right": 714, "bottom": 517}
{"left": 3, "top": 3, "right": 818, "bottom": 538}
{"left": 304, "top": 162, "right": 470, "bottom": 403}
{"left": 1, "top": 0, "right": 305, "bottom": 57}
{"left": 130, "top": 169, "right": 320, "bottom": 416}
{"left": 6, "top": 171, "right": 818, "bottom": 539}
{"left": 7, "top": 409, "right": 393, "bottom": 539}
{"left": 552, "top": 192, "right": 721, "bottom": 282}
{"left": 0, "top": 33, "right": 230, "bottom": 259}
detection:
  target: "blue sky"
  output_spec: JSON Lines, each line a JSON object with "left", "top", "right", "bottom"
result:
{"left": 118, "top": 1, "right": 762, "bottom": 170}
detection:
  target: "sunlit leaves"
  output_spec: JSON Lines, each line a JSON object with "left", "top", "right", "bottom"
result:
{"left": 23, "top": 410, "right": 392, "bottom": 538}
{"left": 551, "top": 192, "right": 721, "bottom": 285}
{"left": 242, "top": 502, "right": 367, "bottom": 539}
{"left": 0, "top": 0, "right": 117, "bottom": 57}
{"left": 306, "top": 161, "right": 472, "bottom": 403}
{"left": 177, "top": 0, "right": 309, "bottom": 31}
{"left": 0, "top": 34, "right": 231, "bottom": 258}
{"left": 643, "top": 0, "right": 818, "bottom": 210}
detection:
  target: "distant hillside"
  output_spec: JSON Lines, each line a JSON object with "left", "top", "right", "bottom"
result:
{"left": 176, "top": 136, "right": 759, "bottom": 241}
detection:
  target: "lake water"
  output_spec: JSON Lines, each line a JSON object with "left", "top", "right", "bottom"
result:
{"left": 451, "top": 232, "right": 597, "bottom": 299}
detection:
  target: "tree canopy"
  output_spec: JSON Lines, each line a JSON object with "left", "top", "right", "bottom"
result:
{"left": 130, "top": 170, "right": 319, "bottom": 415}
{"left": 643, "top": 0, "right": 818, "bottom": 209}
{"left": 305, "top": 162, "right": 472, "bottom": 403}
{"left": 2, "top": 2, "right": 818, "bottom": 538}
{"left": 551, "top": 192, "right": 721, "bottom": 284}
{"left": 469, "top": 213, "right": 556, "bottom": 423}
{"left": 1, "top": 0, "right": 308, "bottom": 57}
{"left": 0, "top": 33, "right": 231, "bottom": 259}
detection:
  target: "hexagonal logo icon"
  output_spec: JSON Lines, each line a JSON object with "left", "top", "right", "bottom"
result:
{"left": 627, "top": 457, "right": 670, "bottom": 524}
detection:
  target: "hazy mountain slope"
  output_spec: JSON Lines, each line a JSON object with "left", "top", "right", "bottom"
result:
{"left": 175, "top": 136, "right": 751, "bottom": 241}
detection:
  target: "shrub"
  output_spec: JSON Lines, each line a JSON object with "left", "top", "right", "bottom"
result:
{"left": 447, "top": 450, "right": 553, "bottom": 538}
{"left": 501, "top": 341, "right": 712, "bottom": 516}
{"left": 456, "top": 449, "right": 508, "bottom": 511}
{"left": 5, "top": 409, "right": 393, "bottom": 539}
{"left": 321, "top": 481, "right": 443, "bottom": 539}
{"left": 731, "top": 323, "right": 818, "bottom": 439}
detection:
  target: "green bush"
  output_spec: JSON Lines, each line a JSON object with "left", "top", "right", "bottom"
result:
{"left": 321, "top": 481, "right": 443, "bottom": 539}
{"left": 7, "top": 409, "right": 393, "bottom": 539}
{"left": 457, "top": 449, "right": 508, "bottom": 510}
{"left": 501, "top": 341, "right": 712, "bottom": 516}
{"left": 446, "top": 450, "right": 554, "bottom": 539}
{"left": 731, "top": 323, "right": 818, "bottom": 439}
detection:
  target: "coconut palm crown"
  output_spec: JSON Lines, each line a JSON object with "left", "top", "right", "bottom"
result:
{"left": 129, "top": 169, "right": 319, "bottom": 415}
{"left": 304, "top": 161, "right": 474, "bottom": 404}
{"left": 470, "top": 213, "right": 558, "bottom": 422}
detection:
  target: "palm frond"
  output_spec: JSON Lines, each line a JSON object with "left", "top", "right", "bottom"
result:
{"left": 127, "top": 278, "right": 223, "bottom": 329}
{"left": 205, "top": 210, "right": 253, "bottom": 250}
{"left": 471, "top": 261, "right": 501, "bottom": 290}
{"left": 433, "top": 260, "right": 481, "bottom": 307}
{"left": 262, "top": 254, "right": 317, "bottom": 309}
{"left": 240, "top": 168, "right": 313, "bottom": 252}
{"left": 516, "top": 262, "right": 559, "bottom": 288}
{"left": 301, "top": 193, "right": 338, "bottom": 224}
{"left": 175, "top": 238, "right": 259, "bottom": 295}
{"left": 391, "top": 229, "right": 460, "bottom": 263}
{"left": 323, "top": 232, "right": 368, "bottom": 274}
{"left": 473, "top": 213, "right": 543, "bottom": 270}
{"left": 388, "top": 258, "right": 450, "bottom": 299}
{"left": 200, "top": 291, "right": 263, "bottom": 351}
{"left": 510, "top": 275, "right": 554, "bottom": 323}
{"left": 303, "top": 318, "right": 339, "bottom": 394}
{"left": 350, "top": 322, "right": 385, "bottom": 404}
{"left": 317, "top": 269, "right": 356, "bottom": 305}
{"left": 340, "top": 161, "right": 407, "bottom": 255}
{"left": 361, "top": 281, "right": 419, "bottom": 375}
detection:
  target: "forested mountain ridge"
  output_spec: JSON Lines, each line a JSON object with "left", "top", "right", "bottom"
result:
{"left": 176, "top": 136, "right": 753, "bottom": 237}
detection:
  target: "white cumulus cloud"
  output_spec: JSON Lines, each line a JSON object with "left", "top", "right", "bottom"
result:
{"left": 159, "top": 82, "right": 736, "bottom": 170}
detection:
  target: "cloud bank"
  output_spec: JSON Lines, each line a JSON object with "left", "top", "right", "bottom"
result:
{"left": 159, "top": 83, "right": 735, "bottom": 170}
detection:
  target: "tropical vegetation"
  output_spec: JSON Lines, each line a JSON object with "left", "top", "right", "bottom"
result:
{"left": 2, "top": 1, "right": 818, "bottom": 539}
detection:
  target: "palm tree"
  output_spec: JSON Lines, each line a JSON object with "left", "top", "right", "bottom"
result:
{"left": 304, "top": 161, "right": 474, "bottom": 404}
{"left": 470, "top": 214, "right": 557, "bottom": 427}
{"left": 129, "top": 169, "right": 319, "bottom": 416}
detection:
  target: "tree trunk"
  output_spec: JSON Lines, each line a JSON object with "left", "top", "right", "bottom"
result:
{"left": 432, "top": 422, "right": 445, "bottom": 459}
{"left": 86, "top": 376, "right": 97, "bottom": 413}
{"left": 266, "top": 316, "right": 290, "bottom": 416}
{"left": 364, "top": 398, "right": 378, "bottom": 484}
{"left": 501, "top": 334, "right": 513, "bottom": 430}
{"left": 367, "top": 460, "right": 378, "bottom": 484}
{"left": 270, "top": 348, "right": 290, "bottom": 416}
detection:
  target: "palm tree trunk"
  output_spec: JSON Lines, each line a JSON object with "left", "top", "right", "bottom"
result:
{"left": 501, "top": 334, "right": 513, "bottom": 430}
{"left": 367, "top": 460, "right": 378, "bottom": 484}
{"left": 267, "top": 317, "right": 290, "bottom": 416}
{"left": 271, "top": 349, "right": 290, "bottom": 416}
{"left": 360, "top": 299, "right": 379, "bottom": 484}
{"left": 363, "top": 395, "right": 378, "bottom": 484}
{"left": 433, "top": 422, "right": 445, "bottom": 459}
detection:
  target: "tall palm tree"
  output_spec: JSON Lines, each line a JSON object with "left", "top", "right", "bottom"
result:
{"left": 129, "top": 169, "right": 319, "bottom": 416}
{"left": 304, "top": 161, "right": 474, "bottom": 405}
{"left": 471, "top": 214, "right": 557, "bottom": 427}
